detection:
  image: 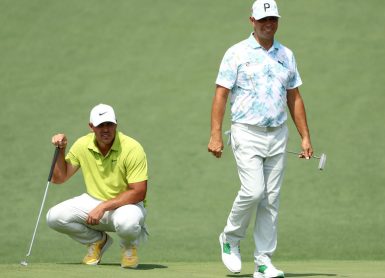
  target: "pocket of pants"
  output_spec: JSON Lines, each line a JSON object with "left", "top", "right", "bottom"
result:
{"left": 230, "top": 126, "right": 240, "bottom": 151}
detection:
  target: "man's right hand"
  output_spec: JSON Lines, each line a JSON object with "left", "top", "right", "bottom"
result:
{"left": 208, "top": 136, "right": 224, "bottom": 158}
{"left": 52, "top": 134, "right": 68, "bottom": 149}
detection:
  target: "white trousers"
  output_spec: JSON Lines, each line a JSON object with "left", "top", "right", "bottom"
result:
{"left": 46, "top": 193, "right": 147, "bottom": 248}
{"left": 224, "top": 123, "right": 288, "bottom": 264}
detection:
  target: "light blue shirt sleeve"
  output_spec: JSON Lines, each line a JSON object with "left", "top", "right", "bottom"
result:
{"left": 216, "top": 48, "right": 238, "bottom": 90}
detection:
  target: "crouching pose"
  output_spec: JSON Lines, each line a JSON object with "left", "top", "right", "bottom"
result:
{"left": 47, "top": 103, "right": 148, "bottom": 268}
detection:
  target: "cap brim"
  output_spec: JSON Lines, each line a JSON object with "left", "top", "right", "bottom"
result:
{"left": 91, "top": 118, "right": 117, "bottom": 127}
{"left": 252, "top": 14, "right": 280, "bottom": 20}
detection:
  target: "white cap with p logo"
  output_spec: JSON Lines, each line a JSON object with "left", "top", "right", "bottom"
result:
{"left": 251, "top": 0, "right": 280, "bottom": 20}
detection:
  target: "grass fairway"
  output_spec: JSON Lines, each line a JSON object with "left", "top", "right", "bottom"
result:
{"left": 3, "top": 261, "right": 385, "bottom": 278}
{"left": 1, "top": 0, "right": 385, "bottom": 276}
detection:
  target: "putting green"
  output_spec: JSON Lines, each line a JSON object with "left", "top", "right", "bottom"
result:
{"left": 3, "top": 261, "right": 385, "bottom": 278}
{"left": 1, "top": 0, "right": 385, "bottom": 269}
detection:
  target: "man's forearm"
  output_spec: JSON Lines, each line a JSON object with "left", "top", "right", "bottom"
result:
{"left": 99, "top": 182, "right": 147, "bottom": 212}
{"left": 293, "top": 100, "right": 310, "bottom": 140}
{"left": 287, "top": 88, "right": 311, "bottom": 140}
{"left": 210, "top": 86, "right": 229, "bottom": 137}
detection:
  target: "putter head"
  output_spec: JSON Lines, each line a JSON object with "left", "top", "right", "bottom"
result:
{"left": 20, "top": 260, "right": 28, "bottom": 267}
{"left": 318, "top": 153, "right": 327, "bottom": 170}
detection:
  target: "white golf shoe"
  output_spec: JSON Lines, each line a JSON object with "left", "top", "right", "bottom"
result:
{"left": 219, "top": 233, "right": 241, "bottom": 273}
{"left": 253, "top": 262, "right": 284, "bottom": 278}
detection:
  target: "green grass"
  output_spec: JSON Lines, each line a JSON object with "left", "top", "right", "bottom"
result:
{"left": 0, "top": 0, "right": 385, "bottom": 274}
{"left": 3, "top": 261, "right": 385, "bottom": 278}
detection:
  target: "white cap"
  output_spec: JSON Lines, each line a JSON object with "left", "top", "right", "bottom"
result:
{"left": 251, "top": 0, "right": 280, "bottom": 20}
{"left": 89, "top": 104, "right": 117, "bottom": 127}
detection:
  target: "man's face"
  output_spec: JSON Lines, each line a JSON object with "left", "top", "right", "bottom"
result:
{"left": 250, "top": 16, "right": 279, "bottom": 41}
{"left": 90, "top": 122, "right": 117, "bottom": 146}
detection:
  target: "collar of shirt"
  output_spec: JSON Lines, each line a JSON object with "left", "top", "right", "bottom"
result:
{"left": 87, "top": 132, "right": 120, "bottom": 155}
{"left": 247, "top": 33, "right": 280, "bottom": 52}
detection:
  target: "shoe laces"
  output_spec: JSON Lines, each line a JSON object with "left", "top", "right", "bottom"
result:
{"left": 87, "top": 235, "right": 105, "bottom": 256}
{"left": 231, "top": 244, "right": 240, "bottom": 255}
{"left": 122, "top": 246, "right": 136, "bottom": 257}
{"left": 123, "top": 249, "right": 132, "bottom": 257}
{"left": 87, "top": 243, "right": 96, "bottom": 256}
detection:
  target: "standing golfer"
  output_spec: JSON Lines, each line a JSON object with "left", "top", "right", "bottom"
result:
{"left": 208, "top": 0, "right": 312, "bottom": 277}
{"left": 47, "top": 103, "right": 148, "bottom": 268}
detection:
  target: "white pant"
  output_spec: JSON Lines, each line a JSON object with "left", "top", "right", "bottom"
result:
{"left": 46, "top": 193, "right": 147, "bottom": 248}
{"left": 224, "top": 123, "right": 288, "bottom": 263}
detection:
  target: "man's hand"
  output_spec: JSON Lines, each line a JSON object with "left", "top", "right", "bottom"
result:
{"left": 298, "top": 137, "right": 313, "bottom": 159}
{"left": 208, "top": 135, "right": 224, "bottom": 158}
{"left": 86, "top": 204, "right": 106, "bottom": 225}
{"left": 52, "top": 134, "right": 68, "bottom": 149}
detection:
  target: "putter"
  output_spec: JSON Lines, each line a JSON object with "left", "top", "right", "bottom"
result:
{"left": 21, "top": 147, "right": 60, "bottom": 267}
{"left": 287, "top": 151, "right": 327, "bottom": 170}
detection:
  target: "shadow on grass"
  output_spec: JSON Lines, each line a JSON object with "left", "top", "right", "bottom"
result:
{"left": 105, "top": 263, "right": 168, "bottom": 270}
{"left": 57, "top": 262, "right": 168, "bottom": 270}
{"left": 227, "top": 273, "right": 337, "bottom": 277}
{"left": 137, "top": 264, "right": 168, "bottom": 270}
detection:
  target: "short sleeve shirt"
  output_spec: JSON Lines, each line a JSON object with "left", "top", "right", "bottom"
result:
{"left": 66, "top": 132, "right": 148, "bottom": 201}
{"left": 216, "top": 33, "right": 302, "bottom": 127}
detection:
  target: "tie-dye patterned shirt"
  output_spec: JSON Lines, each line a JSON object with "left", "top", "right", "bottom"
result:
{"left": 216, "top": 33, "right": 302, "bottom": 127}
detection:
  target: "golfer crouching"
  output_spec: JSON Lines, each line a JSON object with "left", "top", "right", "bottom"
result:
{"left": 47, "top": 103, "right": 148, "bottom": 268}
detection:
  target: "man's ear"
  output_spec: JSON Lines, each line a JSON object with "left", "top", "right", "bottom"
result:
{"left": 89, "top": 123, "right": 94, "bottom": 131}
{"left": 249, "top": 16, "right": 256, "bottom": 26}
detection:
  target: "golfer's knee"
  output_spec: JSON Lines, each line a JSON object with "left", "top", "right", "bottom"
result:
{"left": 46, "top": 207, "right": 58, "bottom": 229}
{"left": 115, "top": 218, "right": 141, "bottom": 239}
{"left": 240, "top": 187, "right": 264, "bottom": 203}
{"left": 46, "top": 206, "right": 70, "bottom": 230}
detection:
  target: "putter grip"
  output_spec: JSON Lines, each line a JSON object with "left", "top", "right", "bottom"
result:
{"left": 47, "top": 147, "right": 60, "bottom": 182}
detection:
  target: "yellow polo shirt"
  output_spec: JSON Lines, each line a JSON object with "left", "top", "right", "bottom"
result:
{"left": 65, "top": 131, "right": 148, "bottom": 201}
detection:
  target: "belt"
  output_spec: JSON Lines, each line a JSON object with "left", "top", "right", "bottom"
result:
{"left": 232, "top": 122, "right": 285, "bottom": 132}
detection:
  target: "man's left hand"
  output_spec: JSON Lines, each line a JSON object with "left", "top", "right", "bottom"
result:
{"left": 86, "top": 204, "right": 106, "bottom": 225}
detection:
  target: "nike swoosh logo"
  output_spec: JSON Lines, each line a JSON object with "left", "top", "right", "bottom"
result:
{"left": 99, "top": 112, "right": 107, "bottom": 116}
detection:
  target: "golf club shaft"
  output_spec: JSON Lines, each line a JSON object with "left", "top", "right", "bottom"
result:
{"left": 25, "top": 180, "right": 50, "bottom": 257}
{"left": 24, "top": 147, "right": 60, "bottom": 258}
{"left": 286, "top": 150, "right": 320, "bottom": 159}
